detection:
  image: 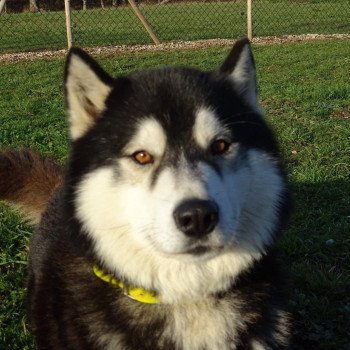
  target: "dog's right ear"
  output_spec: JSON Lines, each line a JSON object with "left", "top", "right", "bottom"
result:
{"left": 64, "top": 48, "right": 114, "bottom": 140}
{"left": 219, "top": 38, "right": 262, "bottom": 114}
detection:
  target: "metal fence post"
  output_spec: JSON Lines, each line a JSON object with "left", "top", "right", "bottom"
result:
{"left": 0, "top": 0, "right": 7, "bottom": 14}
{"left": 64, "top": 0, "right": 74, "bottom": 48}
{"left": 247, "top": 0, "right": 253, "bottom": 40}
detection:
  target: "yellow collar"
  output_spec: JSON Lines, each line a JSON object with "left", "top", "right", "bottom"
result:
{"left": 93, "top": 265, "right": 159, "bottom": 304}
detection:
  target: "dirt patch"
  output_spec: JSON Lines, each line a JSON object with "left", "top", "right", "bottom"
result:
{"left": 330, "top": 109, "right": 350, "bottom": 120}
{"left": 1, "top": 34, "right": 349, "bottom": 63}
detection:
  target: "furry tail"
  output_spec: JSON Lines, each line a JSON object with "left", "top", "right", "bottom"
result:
{"left": 0, "top": 149, "right": 64, "bottom": 225}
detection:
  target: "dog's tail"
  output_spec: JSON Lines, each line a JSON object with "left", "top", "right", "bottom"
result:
{"left": 0, "top": 149, "right": 64, "bottom": 225}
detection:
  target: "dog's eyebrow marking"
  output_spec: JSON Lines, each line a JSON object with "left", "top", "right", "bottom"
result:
{"left": 250, "top": 339, "right": 267, "bottom": 350}
{"left": 193, "top": 107, "right": 228, "bottom": 149}
{"left": 124, "top": 117, "right": 167, "bottom": 157}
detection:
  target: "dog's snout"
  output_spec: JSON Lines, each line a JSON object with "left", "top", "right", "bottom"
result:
{"left": 173, "top": 199, "right": 219, "bottom": 238}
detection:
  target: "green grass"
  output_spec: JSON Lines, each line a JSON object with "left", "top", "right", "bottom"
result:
{"left": 0, "top": 0, "right": 349, "bottom": 52}
{"left": 0, "top": 39, "right": 349, "bottom": 349}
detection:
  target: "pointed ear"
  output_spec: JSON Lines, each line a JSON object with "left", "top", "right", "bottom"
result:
{"left": 64, "top": 48, "right": 114, "bottom": 140}
{"left": 220, "top": 38, "right": 262, "bottom": 113}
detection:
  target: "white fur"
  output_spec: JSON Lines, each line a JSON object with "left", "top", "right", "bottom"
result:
{"left": 93, "top": 332, "right": 126, "bottom": 350}
{"left": 169, "top": 299, "right": 242, "bottom": 350}
{"left": 147, "top": 154, "right": 240, "bottom": 255}
{"left": 273, "top": 309, "right": 291, "bottom": 346}
{"left": 123, "top": 117, "right": 167, "bottom": 159}
{"left": 192, "top": 107, "right": 230, "bottom": 149}
{"left": 65, "top": 54, "right": 111, "bottom": 140}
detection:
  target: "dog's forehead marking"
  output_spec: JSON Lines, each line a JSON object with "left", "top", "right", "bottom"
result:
{"left": 193, "top": 107, "right": 228, "bottom": 149}
{"left": 124, "top": 117, "right": 167, "bottom": 156}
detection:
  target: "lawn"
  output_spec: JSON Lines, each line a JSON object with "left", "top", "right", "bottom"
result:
{"left": 0, "top": 39, "right": 349, "bottom": 349}
{"left": 0, "top": 0, "right": 349, "bottom": 52}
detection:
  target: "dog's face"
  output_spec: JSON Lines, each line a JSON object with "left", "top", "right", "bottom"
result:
{"left": 64, "top": 41, "right": 289, "bottom": 299}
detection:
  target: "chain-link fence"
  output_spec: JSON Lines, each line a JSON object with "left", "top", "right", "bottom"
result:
{"left": 0, "top": 0, "right": 349, "bottom": 53}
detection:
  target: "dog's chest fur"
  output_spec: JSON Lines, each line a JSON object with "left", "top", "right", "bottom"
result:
{"left": 169, "top": 299, "right": 241, "bottom": 350}
{"left": 30, "top": 234, "right": 242, "bottom": 349}
{"left": 91, "top": 298, "right": 241, "bottom": 350}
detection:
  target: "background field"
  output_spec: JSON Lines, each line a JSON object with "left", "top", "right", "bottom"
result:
{"left": 0, "top": 0, "right": 350, "bottom": 52}
{"left": 0, "top": 40, "right": 350, "bottom": 349}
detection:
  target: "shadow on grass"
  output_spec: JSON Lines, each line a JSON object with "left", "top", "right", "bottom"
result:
{"left": 283, "top": 179, "right": 350, "bottom": 350}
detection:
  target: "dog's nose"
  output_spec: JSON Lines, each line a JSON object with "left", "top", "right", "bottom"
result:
{"left": 173, "top": 199, "right": 219, "bottom": 238}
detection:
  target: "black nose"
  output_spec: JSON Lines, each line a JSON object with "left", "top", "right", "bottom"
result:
{"left": 173, "top": 199, "right": 219, "bottom": 238}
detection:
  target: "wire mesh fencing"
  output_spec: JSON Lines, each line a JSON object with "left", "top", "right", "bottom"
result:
{"left": 0, "top": 0, "right": 349, "bottom": 53}
{"left": 71, "top": 1, "right": 248, "bottom": 47}
{"left": 253, "top": 0, "right": 350, "bottom": 37}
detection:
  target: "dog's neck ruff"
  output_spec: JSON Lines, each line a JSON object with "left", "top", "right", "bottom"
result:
{"left": 93, "top": 265, "right": 159, "bottom": 304}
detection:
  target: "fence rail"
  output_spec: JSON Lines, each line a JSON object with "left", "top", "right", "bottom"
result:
{"left": 0, "top": 0, "right": 349, "bottom": 53}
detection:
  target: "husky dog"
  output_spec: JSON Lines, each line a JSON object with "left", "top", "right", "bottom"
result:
{"left": 0, "top": 39, "right": 292, "bottom": 349}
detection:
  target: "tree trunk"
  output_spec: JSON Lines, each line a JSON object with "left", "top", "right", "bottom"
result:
{"left": 83, "top": 0, "right": 87, "bottom": 10}
{"left": 100, "top": 0, "right": 105, "bottom": 9}
{"left": 29, "top": 0, "right": 39, "bottom": 12}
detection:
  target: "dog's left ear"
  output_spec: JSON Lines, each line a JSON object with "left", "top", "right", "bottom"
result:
{"left": 219, "top": 38, "right": 262, "bottom": 113}
{"left": 64, "top": 48, "right": 114, "bottom": 140}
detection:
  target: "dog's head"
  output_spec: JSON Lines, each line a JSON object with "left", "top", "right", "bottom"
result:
{"left": 64, "top": 40, "right": 290, "bottom": 300}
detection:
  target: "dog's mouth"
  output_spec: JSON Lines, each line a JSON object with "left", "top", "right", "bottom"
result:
{"left": 149, "top": 233, "right": 225, "bottom": 259}
{"left": 185, "top": 245, "right": 212, "bottom": 255}
{"left": 180, "top": 244, "right": 225, "bottom": 258}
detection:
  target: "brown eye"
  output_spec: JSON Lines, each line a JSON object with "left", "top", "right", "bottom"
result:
{"left": 132, "top": 151, "right": 154, "bottom": 165}
{"left": 210, "top": 139, "right": 230, "bottom": 156}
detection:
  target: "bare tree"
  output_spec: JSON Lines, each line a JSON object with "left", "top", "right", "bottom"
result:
{"left": 29, "top": 0, "right": 39, "bottom": 12}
